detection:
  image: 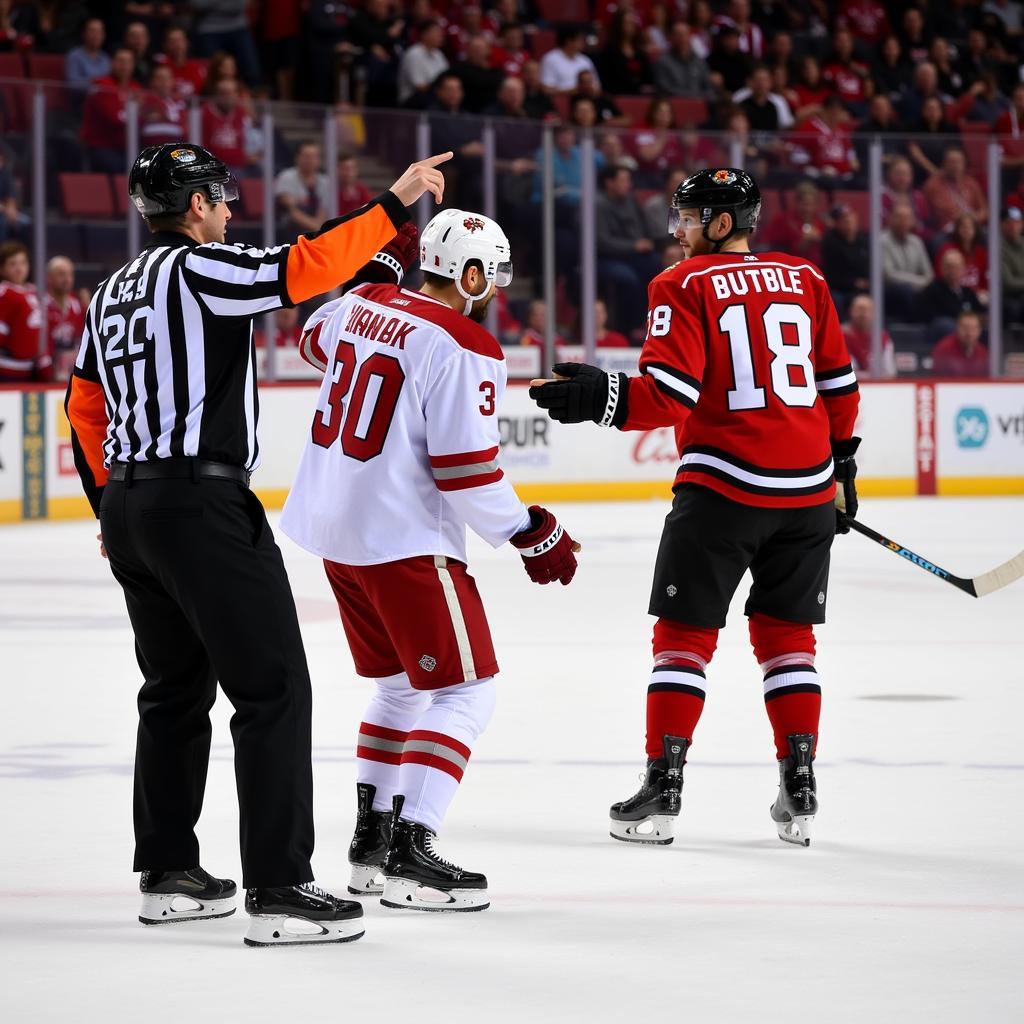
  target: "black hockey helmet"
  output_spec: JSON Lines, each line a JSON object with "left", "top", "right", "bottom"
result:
{"left": 669, "top": 167, "right": 761, "bottom": 250}
{"left": 128, "top": 143, "right": 238, "bottom": 217}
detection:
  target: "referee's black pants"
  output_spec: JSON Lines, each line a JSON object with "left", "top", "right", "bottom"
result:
{"left": 99, "top": 474, "right": 315, "bottom": 889}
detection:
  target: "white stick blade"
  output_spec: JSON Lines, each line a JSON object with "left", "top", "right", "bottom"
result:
{"left": 972, "top": 550, "right": 1024, "bottom": 598}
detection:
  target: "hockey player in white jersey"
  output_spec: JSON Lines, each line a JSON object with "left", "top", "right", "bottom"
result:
{"left": 280, "top": 209, "right": 579, "bottom": 912}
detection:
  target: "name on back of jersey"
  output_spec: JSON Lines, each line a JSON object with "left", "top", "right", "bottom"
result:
{"left": 343, "top": 300, "right": 416, "bottom": 349}
{"left": 708, "top": 265, "right": 806, "bottom": 300}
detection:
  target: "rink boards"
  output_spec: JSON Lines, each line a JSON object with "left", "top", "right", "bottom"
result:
{"left": 0, "top": 380, "right": 1022, "bottom": 522}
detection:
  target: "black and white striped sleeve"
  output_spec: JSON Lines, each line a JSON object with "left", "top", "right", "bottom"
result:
{"left": 182, "top": 242, "right": 292, "bottom": 318}
{"left": 814, "top": 363, "right": 859, "bottom": 398}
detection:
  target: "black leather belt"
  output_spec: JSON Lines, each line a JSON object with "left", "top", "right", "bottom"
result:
{"left": 107, "top": 458, "right": 250, "bottom": 487}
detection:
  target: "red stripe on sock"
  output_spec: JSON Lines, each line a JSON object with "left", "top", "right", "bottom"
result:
{"left": 406, "top": 729, "right": 472, "bottom": 761}
{"left": 356, "top": 745, "right": 403, "bottom": 765}
{"left": 359, "top": 721, "right": 409, "bottom": 743}
{"left": 400, "top": 749, "right": 465, "bottom": 782}
{"left": 764, "top": 691, "right": 821, "bottom": 760}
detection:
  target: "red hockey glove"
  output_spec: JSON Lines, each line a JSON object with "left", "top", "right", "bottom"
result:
{"left": 510, "top": 505, "right": 579, "bottom": 586}
{"left": 342, "top": 221, "right": 420, "bottom": 291}
{"left": 833, "top": 436, "right": 861, "bottom": 535}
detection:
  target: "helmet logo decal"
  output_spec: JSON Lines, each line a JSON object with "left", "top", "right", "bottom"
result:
{"left": 463, "top": 216, "right": 485, "bottom": 233}
{"left": 170, "top": 148, "right": 197, "bottom": 164}
{"left": 712, "top": 169, "right": 736, "bottom": 184}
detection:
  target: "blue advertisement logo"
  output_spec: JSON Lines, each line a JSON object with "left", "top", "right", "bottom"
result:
{"left": 956, "top": 407, "right": 989, "bottom": 449}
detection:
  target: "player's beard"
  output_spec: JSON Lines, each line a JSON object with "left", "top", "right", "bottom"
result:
{"left": 467, "top": 285, "right": 496, "bottom": 323}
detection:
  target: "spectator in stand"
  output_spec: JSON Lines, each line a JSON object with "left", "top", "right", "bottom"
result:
{"left": 540, "top": 26, "right": 600, "bottom": 96}
{"left": 837, "top": 0, "right": 890, "bottom": 45}
{"left": 734, "top": 63, "right": 794, "bottom": 133}
{"left": 595, "top": 164, "right": 661, "bottom": 334}
{"left": 643, "top": 165, "right": 688, "bottom": 239}
{"left": 928, "top": 37, "right": 963, "bottom": 98}
{"left": 766, "top": 31, "right": 798, "bottom": 85}
{"left": 521, "top": 59, "right": 556, "bottom": 120}
{"left": 571, "top": 69, "right": 628, "bottom": 127}
{"left": 275, "top": 142, "right": 329, "bottom": 235}
{"left": 932, "top": 310, "right": 989, "bottom": 376}
{"left": 5, "top": 0, "right": 83, "bottom": 53}
{"left": 45, "top": 255, "right": 85, "bottom": 382}
{"left": 764, "top": 180, "right": 828, "bottom": 264}
{"left": 452, "top": 34, "right": 503, "bottom": 114}
{"left": 842, "top": 295, "right": 896, "bottom": 377}
{"left": 336, "top": 153, "right": 372, "bottom": 216}
{"left": 905, "top": 96, "right": 958, "bottom": 186}
{"left": 398, "top": 21, "right": 449, "bottom": 108}
{"left": 141, "top": 64, "right": 186, "bottom": 145}
{"left": 872, "top": 35, "right": 911, "bottom": 106}
{"left": 790, "top": 94, "right": 860, "bottom": 185}
{"left": 881, "top": 200, "right": 933, "bottom": 319}
{"left": 860, "top": 93, "right": 901, "bottom": 136}
{"left": 80, "top": 48, "right": 142, "bottom": 173}
{"left": 597, "top": 129, "right": 639, "bottom": 174}
{"left": 996, "top": 83, "right": 1024, "bottom": 194}
{"left": 568, "top": 95, "right": 600, "bottom": 129}
{"left": 597, "top": 9, "right": 653, "bottom": 96}
{"left": 445, "top": 4, "right": 487, "bottom": 62}
{"left": 899, "top": 6, "right": 932, "bottom": 66}
{"left": 652, "top": 20, "right": 713, "bottom": 98}
{"left": 201, "top": 77, "right": 257, "bottom": 179}
{"left": 192, "top": 0, "right": 261, "bottom": 88}
{"left": 707, "top": 26, "right": 752, "bottom": 94}
{"left": 628, "top": 98, "right": 690, "bottom": 188}
{"left": 348, "top": 0, "right": 403, "bottom": 107}
{"left": 518, "top": 299, "right": 564, "bottom": 348}
{"left": 916, "top": 248, "right": 985, "bottom": 339}
{"left": 491, "top": 22, "right": 530, "bottom": 79}
{"left": 789, "top": 56, "right": 831, "bottom": 121}
{"left": 934, "top": 214, "right": 989, "bottom": 303}
{"left": 1001, "top": 206, "right": 1024, "bottom": 325}
{"left": 899, "top": 61, "right": 950, "bottom": 129}
{"left": 924, "top": 146, "right": 988, "bottom": 235}
{"left": 821, "top": 203, "right": 870, "bottom": 316}
{"left": 933, "top": 0, "right": 977, "bottom": 42}
{"left": 256, "top": 0, "right": 302, "bottom": 100}
{"left": 0, "top": 147, "right": 27, "bottom": 243}
{"left": 201, "top": 52, "right": 244, "bottom": 97}
{"left": 822, "top": 28, "right": 871, "bottom": 117}
{"left": 957, "top": 70, "right": 1010, "bottom": 127}
{"left": 714, "top": 0, "right": 764, "bottom": 58}
{"left": 685, "top": 0, "right": 713, "bottom": 59}
{"left": 125, "top": 21, "right": 154, "bottom": 85}
{"left": 593, "top": 297, "right": 630, "bottom": 348}
{"left": 957, "top": 27, "right": 991, "bottom": 87}
{"left": 981, "top": 0, "right": 1024, "bottom": 39}
{"left": 0, "top": 241, "right": 43, "bottom": 382}
{"left": 65, "top": 18, "right": 110, "bottom": 91}
{"left": 428, "top": 73, "right": 485, "bottom": 205}
{"left": 884, "top": 154, "right": 933, "bottom": 229}
{"left": 157, "top": 27, "right": 208, "bottom": 100}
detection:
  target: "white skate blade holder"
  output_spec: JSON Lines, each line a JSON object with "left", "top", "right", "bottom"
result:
{"left": 244, "top": 914, "right": 365, "bottom": 947}
{"left": 775, "top": 813, "right": 814, "bottom": 847}
{"left": 609, "top": 814, "right": 676, "bottom": 845}
{"left": 381, "top": 877, "right": 490, "bottom": 913}
{"left": 139, "top": 892, "right": 236, "bottom": 925}
{"left": 348, "top": 863, "right": 385, "bottom": 896}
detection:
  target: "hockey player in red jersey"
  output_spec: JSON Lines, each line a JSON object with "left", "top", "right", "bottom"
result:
{"left": 531, "top": 168, "right": 861, "bottom": 847}
{"left": 282, "top": 210, "right": 580, "bottom": 910}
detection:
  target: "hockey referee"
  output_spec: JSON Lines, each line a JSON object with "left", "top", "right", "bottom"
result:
{"left": 64, "top": 142, "right": 451, "bottom": 947}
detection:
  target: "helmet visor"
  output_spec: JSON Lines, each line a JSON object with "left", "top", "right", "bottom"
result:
{"left": 667, "top": 208, "right": 702, "bottom": 234}
{"left": 494, "top": 261, "right": 513, "bottom": 287}
{"left": 204, "top": 177, "right": 239, "bottom": 204}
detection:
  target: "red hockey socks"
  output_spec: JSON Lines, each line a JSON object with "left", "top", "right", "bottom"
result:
{"left": 646, "top": 619, "right": 719, "bottom": 759}
{"left": 749, "top": 614, "right": 821, "bottom": 760}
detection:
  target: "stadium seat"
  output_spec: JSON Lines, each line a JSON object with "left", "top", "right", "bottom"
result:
{"left": 615, "top": 96, "right": 655, "bottom": 125}
{"left": 833, "top": 189, "right": 870, "bottom": 224}
{"left": 239, "top": 178, "right": 267, "bottom": 221}
{"left": 111, "top": 174, "right": 128, "bottom": 216}
{"left": 551, "top": 94, "right": 569, "bottom": 121}
{"left": 58, "top": 172, "right": 115, "bottom": 218}
{"left": 27, "top": 54, "right": 65, "bottom": 82}
{"left": 960, "top": 121, "right": 993, "bottom": 136}
{"left": 530, "top": 29, "right": 557, "bottom": 59}
{"left": 535, "top": 0, "right": 590, "bottom": 21}
{"left": 0, "top": 52, "right": 25, "bottom": 78}
{"left": 669, "top": 98, "right": 708, "bottom": 127}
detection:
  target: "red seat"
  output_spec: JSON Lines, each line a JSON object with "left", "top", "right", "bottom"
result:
{"left": 615, "top": 95, "right": 654, "bottom": 126}
{"left": 960, "top": 121, "right": 993, "bottom": 136}
{"left": 239, "top": 178, "right": 267, "bottom": 221}
{"left": 27, "top": 54, "right": 65, "bottom": 81}
{"left": 670, "top": 98, "right": 707, "bottom": 127}
{"left": 530, "top": 29, "right": 557, "bottom": 60}
{"left": 112, "top": 174, "right": 128, "bottom": 216}
{"left": 59, "top": 172, "right": 115, "bottom": 218}
{"left": 551, "top": 93, "right": 569, "bottom": 121}
{"left": 833, "top": 189, "right": 870, "bottom": 225}
{"left": 535, "top": 0, "right": 590, "bottom": 19}
{"left": 0, "top": 52, "right": 25, "bottom": 78}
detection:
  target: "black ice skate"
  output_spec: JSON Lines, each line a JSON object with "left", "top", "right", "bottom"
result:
{"left": 348, "top": 782, "right": 392, "bottom": 895}
{"left": 771, "top": 733, "right": 818, "bottom": 847}
{"left": 380, "top": 796, "right": 489, "bottom": 912}
{"left": 609, "top": 735, "right": 689, "bottom": 845}
{"left": 138, "top": 866, "right": 237, "bottom": 924}
{"left": 243, "top": 883, "right": 365, "bottom": 946}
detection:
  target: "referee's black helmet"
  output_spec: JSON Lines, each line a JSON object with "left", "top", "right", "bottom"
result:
{"left": 129, "top": 143, "right": 239, "bottom": 217}
{"left": 668, "top": 167, "right": 761, "bottom": 248}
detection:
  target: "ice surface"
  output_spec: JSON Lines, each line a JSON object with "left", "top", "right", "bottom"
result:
{"left": 2, "top": 498, "right": 1022, "bottom": 1023}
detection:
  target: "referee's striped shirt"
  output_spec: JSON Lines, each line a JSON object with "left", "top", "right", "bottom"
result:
{"left": 65, "top": 191, "right": 408, "bottom": 513}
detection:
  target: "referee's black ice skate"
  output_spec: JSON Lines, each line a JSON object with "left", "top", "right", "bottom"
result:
{"left": 243, "top": 883, "right": 365, "bottom": 946}
{"left": 609, "top": 735, "right": 689, "bottom": 845}
{"left": 138, "top": 866, "right": 236, "bottom": 924}
{"left": 380, "top": 796, "right": 489, "bottom": 912}
{"left": 348, "top": 782, "right": 392, "bottom": 895}
{"left": 771, "top": 733, "right": 818, "bottom": 847}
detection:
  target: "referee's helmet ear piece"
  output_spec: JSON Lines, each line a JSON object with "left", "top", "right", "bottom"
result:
{"left": 420, "top": 209, "right": 513, "bottom": 313}
{"left": 129, "top": 142, "right": 237, "bottom": 217}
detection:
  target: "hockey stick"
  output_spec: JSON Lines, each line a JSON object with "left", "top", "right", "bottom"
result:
{"left": 848, "top": 518, "right": 1024, "bottom": 598}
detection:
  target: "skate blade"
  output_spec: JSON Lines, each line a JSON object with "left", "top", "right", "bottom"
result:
{"left": 380, "top": 877, "right": 489, "bottom": 913}
{"left": 775, "top": 814, "right": 814, "bottom": 847}
{"left": 347, "top": 863, "right": 385, "bottom": 895}
{"left": 609, "top": 814, "right": 675, "bottom": 845}
{"left": 243, "top": 914, "right": 365, "bottom": 946}
{"left": 139, "top": 893, "right": 236, "bottom": 925}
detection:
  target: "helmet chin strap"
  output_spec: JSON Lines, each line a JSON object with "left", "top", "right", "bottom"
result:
{"left": 701, "top": 211, "right": 738, "bottom": 253}
{"left": 455, "top": 276, "right": 489, "bottom": 315}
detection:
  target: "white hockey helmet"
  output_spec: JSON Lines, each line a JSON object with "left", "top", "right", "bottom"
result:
{"left": 420, "top": 209, "right": 513, "bottom": 312}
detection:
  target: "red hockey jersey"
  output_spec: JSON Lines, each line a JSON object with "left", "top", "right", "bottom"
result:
{"left": 621, "top": 251, "right": 859, "bottom": 509}
{"left": 0, "top": 282, "right": 42, "bottom": 381}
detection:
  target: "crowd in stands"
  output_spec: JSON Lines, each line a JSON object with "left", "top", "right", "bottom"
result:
{"left": 2, "top": 1, "right": 1024, "bottom": 378}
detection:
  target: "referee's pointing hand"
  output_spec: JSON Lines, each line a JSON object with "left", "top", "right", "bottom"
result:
{"left": 389, "top": 152, "right": 453, "bottom": 207}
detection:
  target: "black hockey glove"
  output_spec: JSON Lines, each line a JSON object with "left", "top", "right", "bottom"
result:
{"left": 832, "top": 436, "right": 861, "bottom": 535}
{"left": 529, "top": 362, "right": 628, "bottom": 427}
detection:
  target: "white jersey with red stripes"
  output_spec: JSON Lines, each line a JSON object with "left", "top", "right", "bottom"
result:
{"left": 280, "top": 282, "right": 531, "bottom": 565}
